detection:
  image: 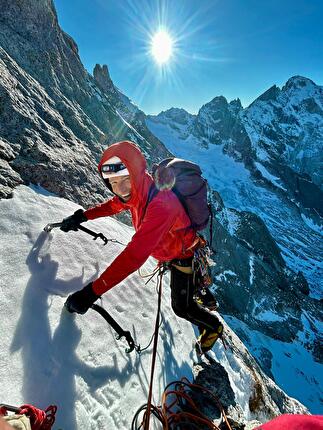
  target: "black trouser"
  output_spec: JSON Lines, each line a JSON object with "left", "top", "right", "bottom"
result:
{"left": 170, "top": 265, "right": 221, "bottom": 334}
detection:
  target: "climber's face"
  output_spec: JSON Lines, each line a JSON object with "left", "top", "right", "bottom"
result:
{"left": 109, "top": 175, "right": 132, "bottom": 201}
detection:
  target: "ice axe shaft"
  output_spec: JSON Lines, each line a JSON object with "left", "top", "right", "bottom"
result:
{"left": 91, "top": 304, "right": 138, "bottom": 353}
{"left": 43, "top": 222, "right": 108, "bottom": 245}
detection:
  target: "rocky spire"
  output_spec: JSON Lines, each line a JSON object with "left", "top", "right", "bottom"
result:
{"left": 93, "top": 64, "right": 114, "bottom": 93}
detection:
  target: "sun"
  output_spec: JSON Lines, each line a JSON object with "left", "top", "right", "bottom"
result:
{"left": 151, "top": 30, "right": 173, "bottom": 64}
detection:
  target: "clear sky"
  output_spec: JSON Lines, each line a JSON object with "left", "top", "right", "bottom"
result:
{"left": 54, "top": 0, "right": 323, "bottom": 115}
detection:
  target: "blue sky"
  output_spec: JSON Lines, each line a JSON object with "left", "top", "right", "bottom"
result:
{"left": 54, "top": 0, "right": 323, "bottom": 115}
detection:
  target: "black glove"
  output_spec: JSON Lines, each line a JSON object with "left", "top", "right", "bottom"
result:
{"left": 65, "top": 283, "right": 100, "bottom": 314}
{"left": 60, "top": 209, "right": 87, "bottom": 232}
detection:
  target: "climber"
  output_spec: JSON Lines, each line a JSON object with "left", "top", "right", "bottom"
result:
{"left": 60, "top": 140, "right": 223, "bottom": 354}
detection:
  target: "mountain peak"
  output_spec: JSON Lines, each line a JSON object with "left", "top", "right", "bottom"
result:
{"left": 93, "top": 64, "right": 113, "bottom": 93}
{"left": 162, "top": 107, "right": 189, "bottom": 115}
{"left": 205, "top": 95, "right": 229, "bottom": 108}
{"left": 229, "top": 98, "right": 243, "bottom": 114}
{"left": 155, "top": 107, "right": 193, "bottom": 123}
{"left": 283, "top": 75, "right": 316, "bottom": 91}
{"left": 1, "top": 0, "right": 59, "bottom": 44}
{"left": 256, "top": 85, "right": 281, "bottom": 103}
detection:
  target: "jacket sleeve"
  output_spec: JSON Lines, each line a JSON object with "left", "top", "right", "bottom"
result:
{"left": 84, "top": 196, "right": 126, "bottom": 220}
{"left": 92, "top": 193, "right": 178, "bottom": 295}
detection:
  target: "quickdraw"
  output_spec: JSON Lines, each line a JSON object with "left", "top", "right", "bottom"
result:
{"left": 193, "top": 241, "right": 213, "bottom": 297}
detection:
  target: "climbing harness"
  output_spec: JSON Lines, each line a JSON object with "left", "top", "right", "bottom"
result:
{"left": 0, "top": 403, "right": 57, "bottom": 430}
{"left": 191, "top": 238, "right": 218, "bottom": 310}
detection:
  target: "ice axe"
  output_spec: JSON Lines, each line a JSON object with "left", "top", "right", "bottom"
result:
{"left": 44, "top": 222, "right": 109, "bottom": 245}
{"left": 91, "top": 304, "right": 140, "bottom": 353}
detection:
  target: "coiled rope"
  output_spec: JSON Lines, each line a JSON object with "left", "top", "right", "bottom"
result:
{"left": 132, "top": 377, "right": 233, "bottom": 429}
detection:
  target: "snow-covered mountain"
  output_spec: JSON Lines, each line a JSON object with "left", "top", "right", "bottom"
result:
{"left": 0, "top": 185, "right": 309, "bottom": 429}
{"left": 146, "top": 83, "right": 323, "bottom": 414}
{"left": 146, "top": 80, "right": 323, "bottom": 298}
{"left": 147, "top": 78, "right": 323, "bottom": 221}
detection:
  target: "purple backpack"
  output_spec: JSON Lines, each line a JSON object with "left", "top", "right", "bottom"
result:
{"left": 150, "top": 158, "right": 211, "bottom": 231}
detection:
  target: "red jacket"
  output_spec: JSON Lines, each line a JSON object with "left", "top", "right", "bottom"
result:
{"left": 84, "top": 141, "right": 198, "bottom": 296}
{"left": 255, "top": 414, "right": 323, "bottom": 430}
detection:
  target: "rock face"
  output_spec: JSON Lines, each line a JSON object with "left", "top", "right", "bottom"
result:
{"left": 0, "top": 0, "right": 170, "bottom": 205}
{"left": 93, "top": 64, "right": 114, "bottom": 93}
{"left": 192, "top": 321, "right": 308, "bottom": 427}
{"left": 242, "top": 75, "right": 323, "bottom": 219}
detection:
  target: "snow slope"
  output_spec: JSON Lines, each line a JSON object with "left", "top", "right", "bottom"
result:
{"left": 0, "top": 186, "right": 309, "bottom": 428}
{"left": 0, "top": 185, "right": 194, "bottom": 429}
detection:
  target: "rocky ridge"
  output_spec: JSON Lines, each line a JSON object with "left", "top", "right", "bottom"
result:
{"left": 0, "top": 0, "right": 170, "bottom": 206}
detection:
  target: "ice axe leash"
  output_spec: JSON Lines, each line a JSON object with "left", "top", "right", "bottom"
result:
{"left": 44, "top": 222, "right": 112, "bottom": 245}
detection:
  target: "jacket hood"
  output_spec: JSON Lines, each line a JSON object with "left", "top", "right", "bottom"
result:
{"left": 98, "top": 141, "right": 151, "bottom": 204}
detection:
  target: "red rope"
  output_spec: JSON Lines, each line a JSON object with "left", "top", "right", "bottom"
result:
{"left": 18, "top": 404, "right": 57, "bottom": 430}
{"left": 0, "top": 407, "right": 7, "bottom": 416}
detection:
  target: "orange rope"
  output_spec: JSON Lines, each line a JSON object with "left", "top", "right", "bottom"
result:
{"left": 160, "top": 378, "right": 233, "bottom": 430}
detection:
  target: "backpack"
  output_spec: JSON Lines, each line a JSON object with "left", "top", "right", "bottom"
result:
{"left": 148, "top": 157, "right": 211, "bottom": 231}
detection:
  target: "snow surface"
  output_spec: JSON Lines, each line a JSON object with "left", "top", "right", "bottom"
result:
{"left": 0, "top": 185, "right": 274, "bottom": 429}
{"left": 0, "top": 185, "right": 196, "bottom": 429}
{"left": 254, "top": 162, "right": 287, "bottom": 191}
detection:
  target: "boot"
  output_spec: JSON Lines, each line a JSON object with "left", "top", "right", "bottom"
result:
{"left": 196, "top": 323, "right": 223, "bottom": 354}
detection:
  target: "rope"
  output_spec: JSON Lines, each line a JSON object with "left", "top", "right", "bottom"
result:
{"left": 19, "top": 404, "right": 57, "bottom": 430}
{"left": 132, "top": 264, "right": 232, "bottom": 429}
{"left": 138, "top": 265, "right": 160, "bottom": 285}
{"left": 136, "top": 314, "right": 164, "bottom": 354}
{"left": 0, "top": 404, "right": 57, "bottom": 430}
{"left": 142, "top": 267, "right": 165, "bottom": 430}
{"left": 162, "top": 378, "right": 232, "bottom": 430}
{"left": 132, "top": 377, "right": 233, "bottom": 430}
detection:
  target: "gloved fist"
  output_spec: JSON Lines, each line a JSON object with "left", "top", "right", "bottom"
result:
{"left": 65, "top": 283, "right": 100, "bottom": 314}
{"left": 60, "top": 209, "right": 87, "bottom": 232}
